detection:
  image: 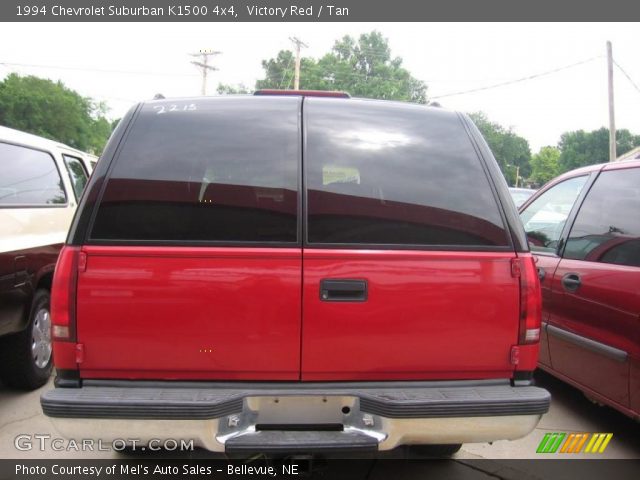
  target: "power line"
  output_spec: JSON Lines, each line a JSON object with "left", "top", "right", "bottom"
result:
{"left": 0, "top": 57, "right": 406, "bottom": 84}
{"left": 278, "top": 54, "right": 295, "bottom": 90}
{"left": 285, "top": 68, "right": 295, "bottom": 90}
{"left": 4, "top": 53, "right": 622, "bottom": 106}
{"left": 4, "top": 56, "right": 572, "bottom": 89}
{"left": 0, "top": 61, "right": 199, "bottom": 77}
{"left": 431, "top": 56, "right": 603, "bottom": 100}
{"left": 613, "top": 60, "right": 640, "bottom": 96}
{"left": 93, "top": 94, "right": 139, "bottom": 104}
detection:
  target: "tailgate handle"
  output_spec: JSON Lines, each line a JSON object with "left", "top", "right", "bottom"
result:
{"left": 320, "top": 279, "right": 367, "bottom": 302}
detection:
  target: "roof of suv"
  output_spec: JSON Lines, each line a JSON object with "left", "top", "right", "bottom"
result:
{"left": 142, "top": 94, "right": 460, "bottom": 118}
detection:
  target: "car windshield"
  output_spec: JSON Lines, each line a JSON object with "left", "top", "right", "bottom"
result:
{"left": 509, "top": 189, "right": 535, "bottom": 208}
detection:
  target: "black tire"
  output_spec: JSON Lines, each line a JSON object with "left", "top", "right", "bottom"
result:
{"left": 0, "top": 289, "right": 53, "bottom": 390}
{"left": 405, "top": 444, "right": 462, "bottom": 458}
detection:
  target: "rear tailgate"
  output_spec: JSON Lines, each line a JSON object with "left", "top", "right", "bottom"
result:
{"left": 302, "top": 250, "right": 519, "bottom": 380}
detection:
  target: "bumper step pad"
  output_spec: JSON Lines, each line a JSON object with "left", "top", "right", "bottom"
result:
{"left": 225, "top": 430, "right": 378, "bottom": 454}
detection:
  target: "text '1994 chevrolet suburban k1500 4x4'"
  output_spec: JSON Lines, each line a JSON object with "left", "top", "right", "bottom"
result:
{"left": 41, "top": 92, "right": 550, "bottom": 456}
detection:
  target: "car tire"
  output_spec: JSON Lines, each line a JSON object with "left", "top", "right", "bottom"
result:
{"left": 0, "top": 289, "right": 53, "bottom": 390}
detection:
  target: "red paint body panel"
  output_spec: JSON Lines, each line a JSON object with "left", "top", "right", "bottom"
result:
{"left": 547, "top": 258, "right": 639, "bottom": 408}
{"left": 0, "top": 244, "right": 61, "bottom": 336}
{"left": 534, "top": 254, "right": 562, "bottom": 367}
{"left": 301, "top": 250, "right": 520, "bottom": 380}
{"left": 76, "top": 246, "right": 301, "bottom": 380}
{"left": 52, "top": 342, "right": 77, "bottom": 370}
{"left": 72, "top": 247, "right": 529, "bottom": 382}
{"left": 515, "top": 344, "right": 540, "bottom": 371}
{"left": 630, "top": 357, "right": 640, "bottom": 419}
{"left": 539, "top": 362, "right": 638, "bottom": 420}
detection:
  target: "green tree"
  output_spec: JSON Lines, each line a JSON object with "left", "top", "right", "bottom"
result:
{"left": 256, "top": 31, "right": 427, "bottom": 103}
{"left": 558, "top": 127, "right": 640, "bottom": 172}
{"left": 530, "top": 146, "right": 560, "bottom": 186}
{"left": 216, "top": 83, "right": 251, "bottom": 95}
{"left": 0, "top": 73, "right": 113, "bottom": 154}
{"left": 469, "top": 112, "right": 531, "bottom": 186}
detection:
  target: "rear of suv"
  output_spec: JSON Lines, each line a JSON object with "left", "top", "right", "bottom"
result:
{"left": 41, "top": 94, "right": 549, "bottom": 455}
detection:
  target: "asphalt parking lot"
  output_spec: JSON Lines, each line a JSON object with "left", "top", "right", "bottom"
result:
{"left": 1, "top": 371, "right": 639, "bottom": 478}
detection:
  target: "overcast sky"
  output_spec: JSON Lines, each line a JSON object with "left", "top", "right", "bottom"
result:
{"left": 1, "top": 22, "right": 639, "bottom": 151}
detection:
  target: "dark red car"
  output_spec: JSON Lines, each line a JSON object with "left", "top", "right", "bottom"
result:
{"left": 41, "top": 93, "right": 549, "bottom": 456}
{"left": 519, "top": 160, "right": 640, "bottom": 420}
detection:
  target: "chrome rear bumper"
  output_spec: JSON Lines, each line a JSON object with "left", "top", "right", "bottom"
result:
{"left": 42, "top": 379, "right": 549, "bottom": 453}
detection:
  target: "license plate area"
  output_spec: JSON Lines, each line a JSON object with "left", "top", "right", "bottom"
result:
{"left": 216, "top": 395, "right": 386, "bottom": 445}
{"left": 247, "top": 395, "right": 356, "bottom": 425}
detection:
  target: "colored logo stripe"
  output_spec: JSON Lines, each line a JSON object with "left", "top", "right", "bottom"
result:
{"left": 560, "top": 433, "right": 589, "bottom": 453}
{"left": 584, "top": 433, "right": 613, "bottom": 453}
{"left": 537, "top": 433, "right": 566, "bottom": 453}
{"left": 537, "top": 432, "right": 613, "bottom": 454}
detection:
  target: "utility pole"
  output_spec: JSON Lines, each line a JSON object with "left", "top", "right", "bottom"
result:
{"left": 190, "top": 49, "right": 221, "bottom": 96}
{"left": 289, "top": 37, "right": 308, "bottom": 90}
{"left": 507, "top": 164, "right": 520, "bottom": 187}
{"left": 607, "top": 41, "right": 616, "bottom": 162}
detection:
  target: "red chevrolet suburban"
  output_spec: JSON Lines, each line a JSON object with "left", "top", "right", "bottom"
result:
{"left": 41, "top": 93, "right": 549, "bottom": 455}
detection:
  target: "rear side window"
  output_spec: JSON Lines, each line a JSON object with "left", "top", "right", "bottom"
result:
{"left": 0, "top": 142, "right": 66, "bottom": 206}
{"left": 305, "top": 99, "right": 509, "bottom": 247}
{"left": 63, "top": 154, "right": 88, "bottom": 200}
{"left": 564, "top": 168, "right": 640, "bottom": 267}
{"left": 520, "top": 176, "right": 588, "bottom": 254}
{"left": 91, "top": 97, "right": 300, "bottom": 243}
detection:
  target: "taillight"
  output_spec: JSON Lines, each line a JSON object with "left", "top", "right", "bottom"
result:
{"left": 51, "top": 246, "right": 81, "bottom": 342}
{"left": 517, "top": 255, "right": 542, "bottom": 344}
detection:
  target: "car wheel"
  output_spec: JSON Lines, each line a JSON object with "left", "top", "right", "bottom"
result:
{"left": 0, "top": 289, "right": 53, "bottom": 390}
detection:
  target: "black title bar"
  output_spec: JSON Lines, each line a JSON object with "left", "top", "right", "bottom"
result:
{"left": 1, "top": 0, "right": 640, "bottom": 22}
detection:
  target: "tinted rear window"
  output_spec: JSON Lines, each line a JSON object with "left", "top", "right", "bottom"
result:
{"left": 0, "top": 142, "right": 66, "bottom": 206}
{"left": 564, "top": 168, "right": 640, "bottom": 267}
{"left": 91, "top": 97, "right": 300, "bottom": 243}
{"left": 305, "top": 99, "right": 509, "bottom": 247}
